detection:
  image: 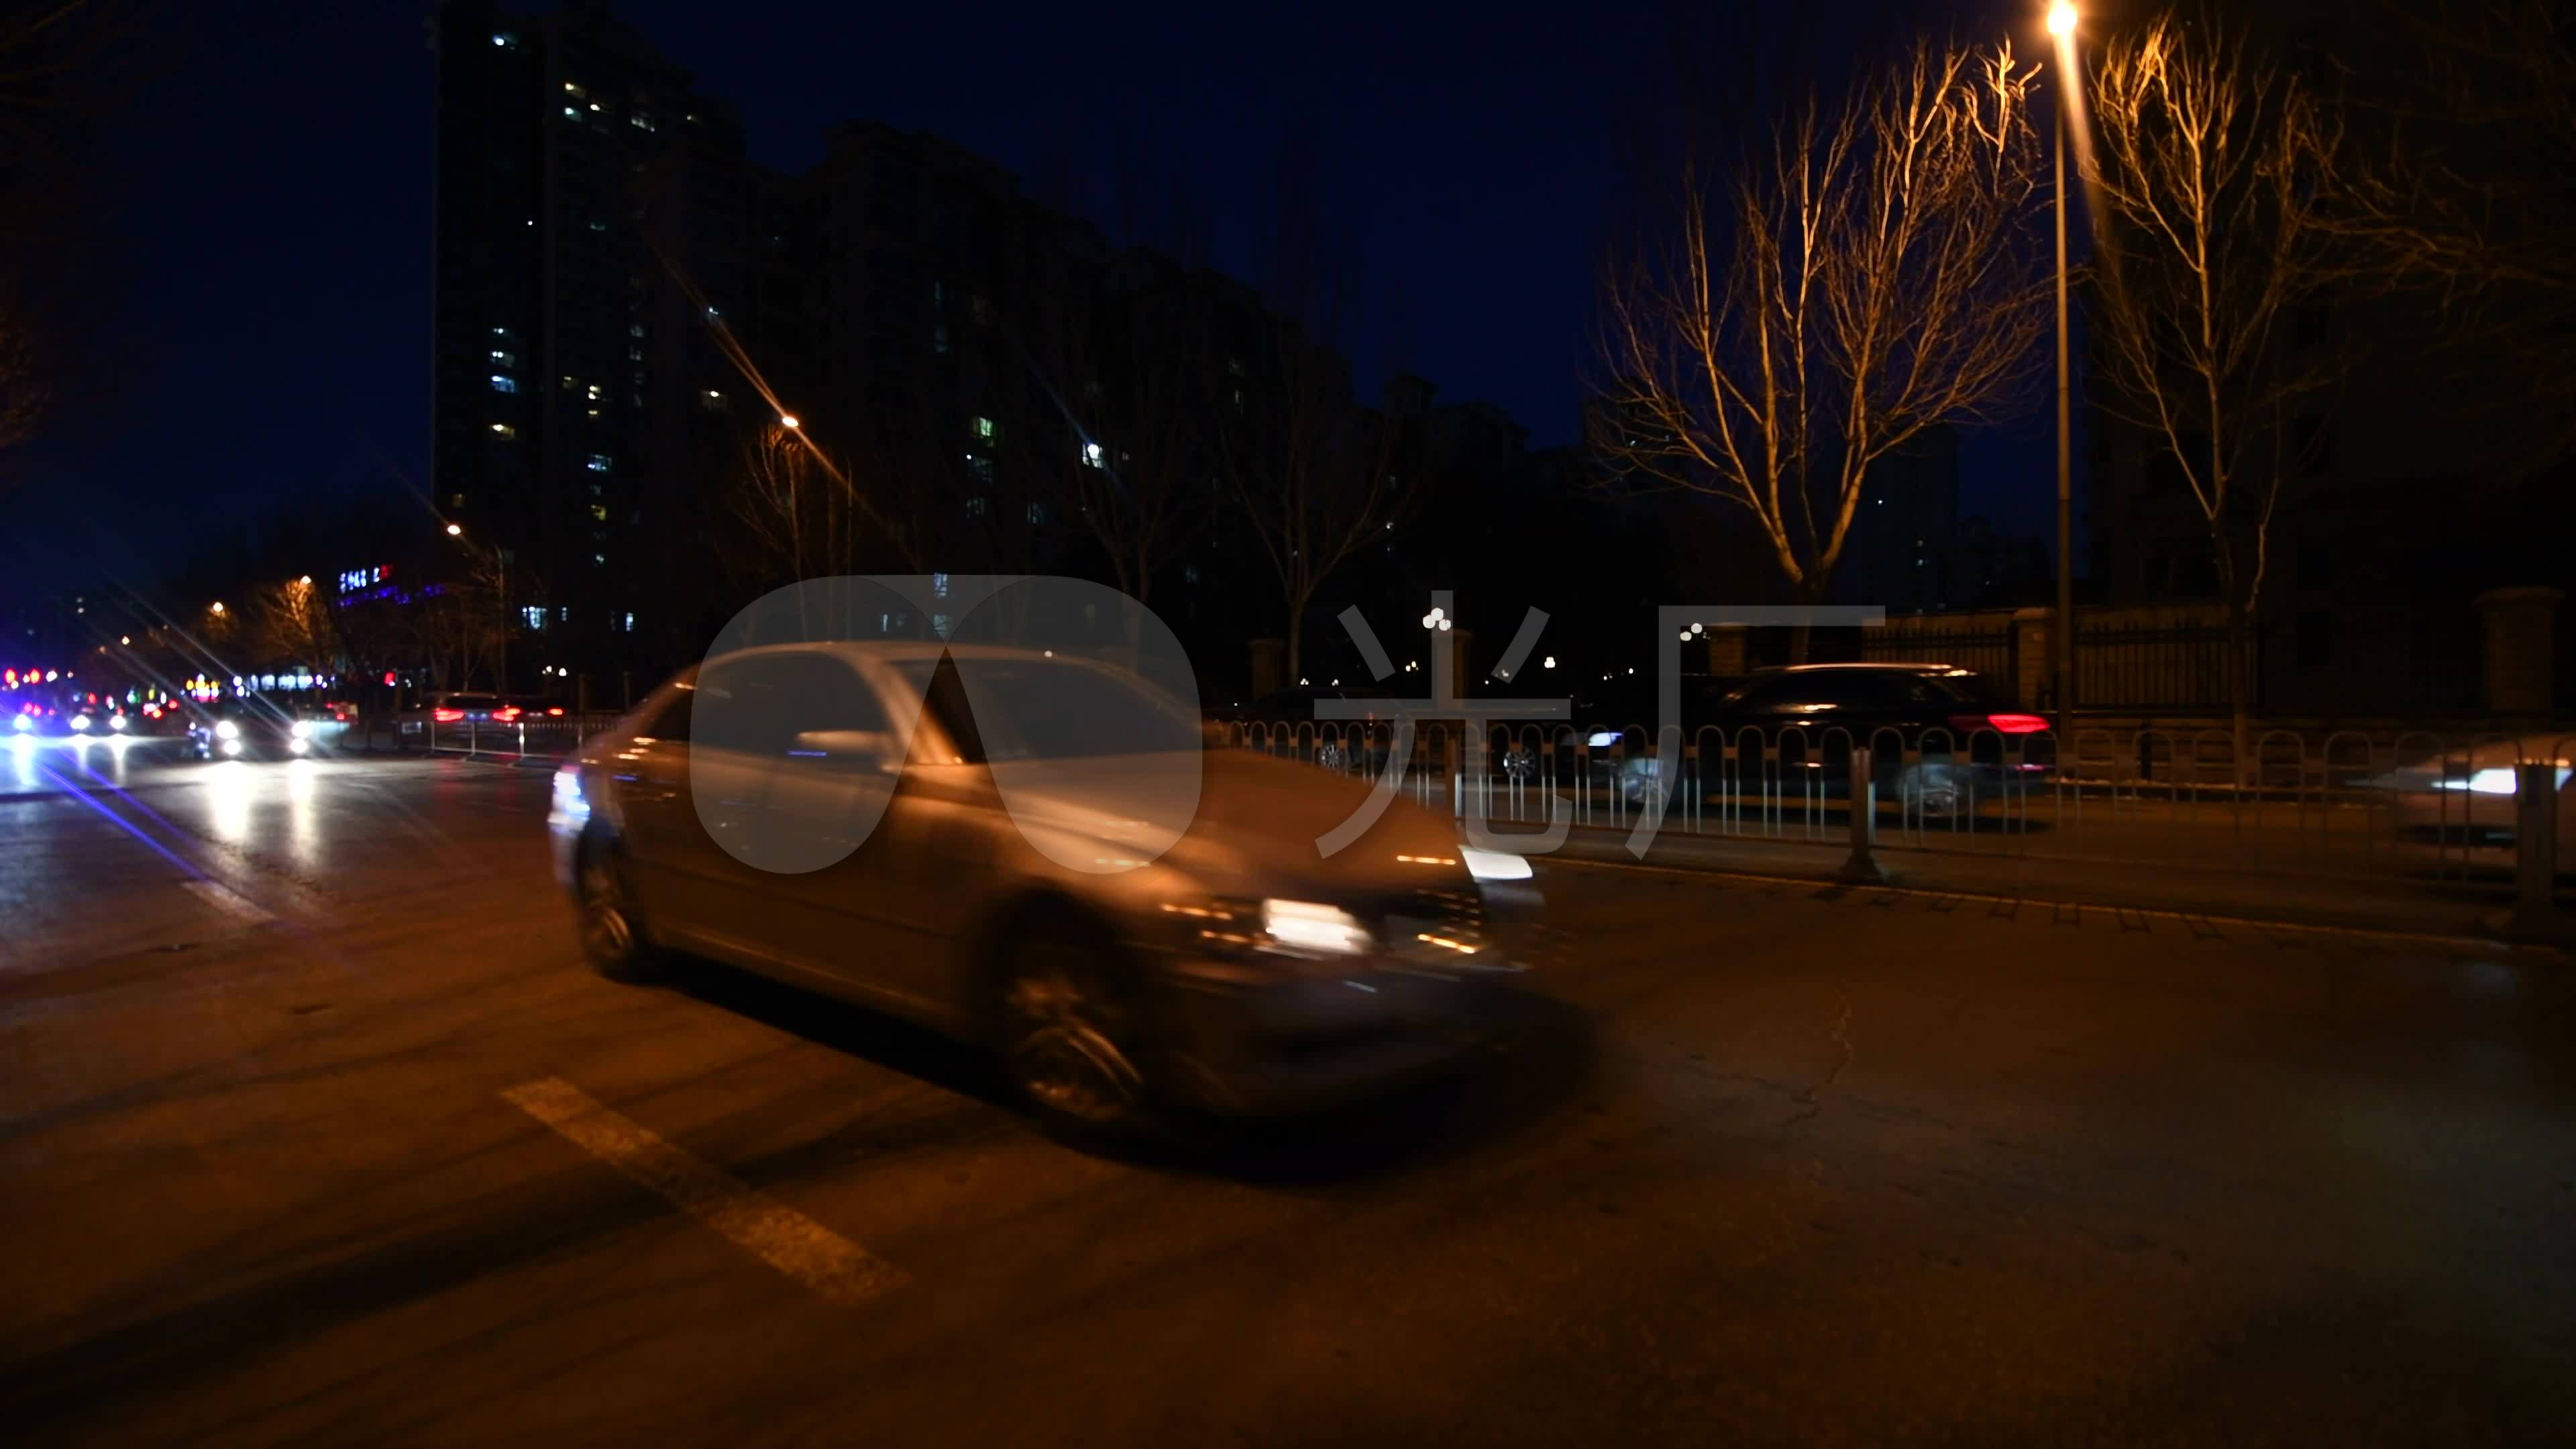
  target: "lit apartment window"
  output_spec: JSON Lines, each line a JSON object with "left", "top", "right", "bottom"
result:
{"left": 563, "top": 81, "right": 584, "bottom": 97}
{"left": 593, "top": 553, "right": 607, "bottom": 566}
{"left": 965, "top": 496, "right": 989, "bottom": 517}
{"left": 491, "top": 32, "right": 517, "bottom": 48}
{"left": 586, "top": 384, "right": 602, "bottom": 400}
{"left": 965, "top": 453, "right": 994, "bottom": 486}
{"left": 932, "top": 323, "right": 950, "bottom": 355}
{"left": 490, "top": 350, "right": 515, "bottom": 367}
{"left": 588, "top": 220, "right": 606, "bottom": 233}
{"left": 629, "top": 324, "right": 645, "bottom": 338}
{"left": 701, "top": 389, "right": 726, "bottom": 410}
{"left": 490, "top": 325, "right": 512, "bottom": 339}
{"left": 973, "top": 416, "right": 996, "bottom": 440}
{"left": 587, "top": 454, "right": 611, "bottom": 472}
{"left": 561, "top": 375, "right": 578, "bottom": 390}
{"left": 490, "top": 375, "right": 517, "bottom": 394}
{"left": 1081, "top": 442, "right": 1105, "bottom": 468}
{"left": 1027, "top": 502, "right": 1047, "bottom": 525}
{"left": 627, "top": 346, "right": 643, "bottom": 362}
{"left": 590, "top": 504, "right": 609, "bottom": 521}
{"left": 621, "top": 612, "right": 636, "bottom": 632}
{"left": 629, "top": 113, "right": 655, "bottom": 133}
{"left": 489, "top": 423, "right": 515, "bottom": 438}
{"left": 563, "top": 106, "right": 580, "bottom": 121}
{"left": 522, "top": 606, "right": 547, "bottom": 631}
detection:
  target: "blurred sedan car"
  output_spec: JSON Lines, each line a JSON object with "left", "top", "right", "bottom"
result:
{"left": 552, "top": 643, "right": 1537, "bottom": 1138}
{"left": 188, "top": 705, "right": 328, "bottom": 760}
{"left": 2367, "top": 736, "right": 2576, "bottom": 853}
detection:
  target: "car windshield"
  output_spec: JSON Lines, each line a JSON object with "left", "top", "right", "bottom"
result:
{"left": 898, "top": 657, "right": 1202, "bottom": 762}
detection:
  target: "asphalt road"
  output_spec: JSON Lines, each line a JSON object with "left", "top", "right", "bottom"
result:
{"left": 4, "top": 744, "right": 2573, "bottom": 1446}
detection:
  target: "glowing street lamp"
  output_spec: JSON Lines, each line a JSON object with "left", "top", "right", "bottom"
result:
{"left": 445, "top": 523, "right": 464, "bottom": 537}
{"left": 777, "top": 414, "right": 800, "bottom": 430}
{"left": 209, "top": 601, "right": 225, "bottom": 616}
{"left": 2046, "top": 1, "right": 2076, "bottom": 36}
{"left": 297, "top": 574, "right": 313, "bottom": 587}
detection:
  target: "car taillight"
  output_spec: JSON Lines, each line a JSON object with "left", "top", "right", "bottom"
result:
{"left": 492, "top": 706, "right": 523, "bottom": 722}
{"left": 1949, "top": 712, "right": 2051, "bottom": 735}
{"left": 433, "top": 708, "right": 465, "bottom": 722}
{"left": 547, "top": 706, "right": 565, "bottom": 716}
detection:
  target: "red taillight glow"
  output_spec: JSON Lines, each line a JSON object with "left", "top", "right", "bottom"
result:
{"left": 547, "top": 706, "right": 564, "bottom": 716}
{"left": 1949, "top": 712, "right": 2051, "bottom": 735}
{"left": 492, "top": 706, "right": 523, "bottom": 722}
{"left": 433, "top": 708, "right": 465, "bottom": 722}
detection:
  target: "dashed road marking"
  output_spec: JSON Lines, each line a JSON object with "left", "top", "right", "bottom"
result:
{"left": 502, "top": 1076, "right": 905, "bottom": 1305}
{"left": 180, "top": 878, "right": 274, "bottom": 924}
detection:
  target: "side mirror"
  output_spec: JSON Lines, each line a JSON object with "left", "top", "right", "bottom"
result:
{"left": 786, "top": 729, "right": 896, "bottom": 772}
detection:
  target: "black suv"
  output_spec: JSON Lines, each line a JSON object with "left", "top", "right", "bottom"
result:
{"left": 1615, "top": 663, "right": 2053, "bottom": 814}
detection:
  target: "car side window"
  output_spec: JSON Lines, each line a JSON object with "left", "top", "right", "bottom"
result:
{"left": 643, "top": 685, "right": 693, "bottom": 742}
{"left": 696, "top": 655, "right": 888, "bottom": 756}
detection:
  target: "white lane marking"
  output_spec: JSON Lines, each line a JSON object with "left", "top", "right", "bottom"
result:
{"left": 501, "top": 1076, "right": 904, "bottom": 1305}
{"left": 181, "top": 878, "right": 276, "bottom": 924}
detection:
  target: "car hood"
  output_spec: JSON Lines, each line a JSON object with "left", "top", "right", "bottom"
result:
{"left": 985, "top": 749, "right": 1475, "bottom": 900}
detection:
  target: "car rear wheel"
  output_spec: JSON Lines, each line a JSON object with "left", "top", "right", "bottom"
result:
{"left": 576, "top": 839, "right": 656, "bottom": 981}
{"left": 995, "top": 932, "right": 1149, "bottom": 1138}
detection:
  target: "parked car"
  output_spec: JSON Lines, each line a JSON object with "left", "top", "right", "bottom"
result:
{"left": 552, "top": 642, "right": 1538, "bottom": 1138}
{"left": 1613, "top": 663, "right": 2055, "bottom": 814}
{"left": 395, "top": 691, "right": 527, "bottom": 743}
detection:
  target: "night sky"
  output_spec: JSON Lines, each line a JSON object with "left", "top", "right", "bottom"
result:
{"left": 16, "top": 0, "right": 2058, "bottom": 595}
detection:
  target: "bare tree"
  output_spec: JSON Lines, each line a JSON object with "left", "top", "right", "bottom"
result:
{"left": 2332, "top": 0, "right": 2576, "bottom": 468}
{"left": 2084, "top": 12, "right": 2348, "bottom": 771}
{"left": 1597, "top": 40, "right": 2049, "bottom": 643}
{"left": 1220, "top": 322, "right": 1417, "bottom": 681}
{"left": 252, "top": 575, "right": 339, "bottom": 676}
{"left": 1028, "top": 259, "right": 1214, "bottom": 630}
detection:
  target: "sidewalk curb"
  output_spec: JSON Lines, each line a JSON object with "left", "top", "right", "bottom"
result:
{"left": 1538, "top": 831, "right": 2559, "bottom": 952}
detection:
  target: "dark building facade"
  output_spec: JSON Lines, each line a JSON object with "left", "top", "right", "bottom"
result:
{"left": 432, "top": 0, "right": 767, "bottom": 676}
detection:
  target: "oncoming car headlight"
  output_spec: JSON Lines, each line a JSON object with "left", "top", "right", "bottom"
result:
{"left": 68, "top": 713, "right": 91, "bottom": 732}
{"left": 215, "top": 719, "right": 241, "bottom": 740}
{"left": 289, "top": 719, "right": 315, "bottom": 739}
{"left": 109, "top": 713, "right": 129, "bottom": 732}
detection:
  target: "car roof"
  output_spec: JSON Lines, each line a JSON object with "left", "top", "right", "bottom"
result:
{"left": 702, "top": 640, "right": 1091, "bottom": 665}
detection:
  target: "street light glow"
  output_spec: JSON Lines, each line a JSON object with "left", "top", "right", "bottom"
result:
{"left": 297, "top": 575, "right": 313, "bottom": 586}
{"left": 209, "top": 601, "right": 225, "bottom": 615}
{"left": 446, "top": 523, "right": 464, "bottom": 537}
{"left": 778, "top": 414, "right": 800, "bottom": 429}
{"left": 2046, "top": 1, "right": 2076, "bottom": 36}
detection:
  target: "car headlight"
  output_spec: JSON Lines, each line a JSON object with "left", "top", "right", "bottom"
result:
{"left": 215, "top": 719, "right": 241, "bottom": 740}
{"left": 68, "top": 713, "right": 91, "bottom": 732}
{"left": 1586, "top": 730, "right": 1621, "bottom": 749}
{"left": 289, "top": 719, "right": 315, "bottom": 739}
{"left": 109, "top": 714, "right": 129, "bottom": 731}
{"left": 2436, "top": 765, "right": 2572, "bottom": 795}
{"left": 1258, "top": 899, "right": 1373, "bottom": 955}
{"left": 549, "top": 763, "right": 591, "bottom": 830}
{"left": 10, "top": 714, "right": 29, "bottom": 732}
{"left": 1461, "top": 846, "right": 1532, "bottom": 882}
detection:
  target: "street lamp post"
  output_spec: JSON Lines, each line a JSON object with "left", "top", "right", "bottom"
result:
{"left": 2048, "top": 0, "right": 2078, "bottom": 748}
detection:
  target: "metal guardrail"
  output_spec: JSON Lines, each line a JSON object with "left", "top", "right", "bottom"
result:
{"left": 411, "top": 711, "right": 625, "bottom": 759}
{"left": 1216, "top": 719, "right": 2576, "bottom": 896}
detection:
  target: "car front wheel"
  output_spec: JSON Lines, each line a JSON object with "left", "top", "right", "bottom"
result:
{"left": 576, "top": 839, "right": 657, "bottom": 981}
{"left": 994, "top": 931, "right": 1150, "bottom": 1139}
